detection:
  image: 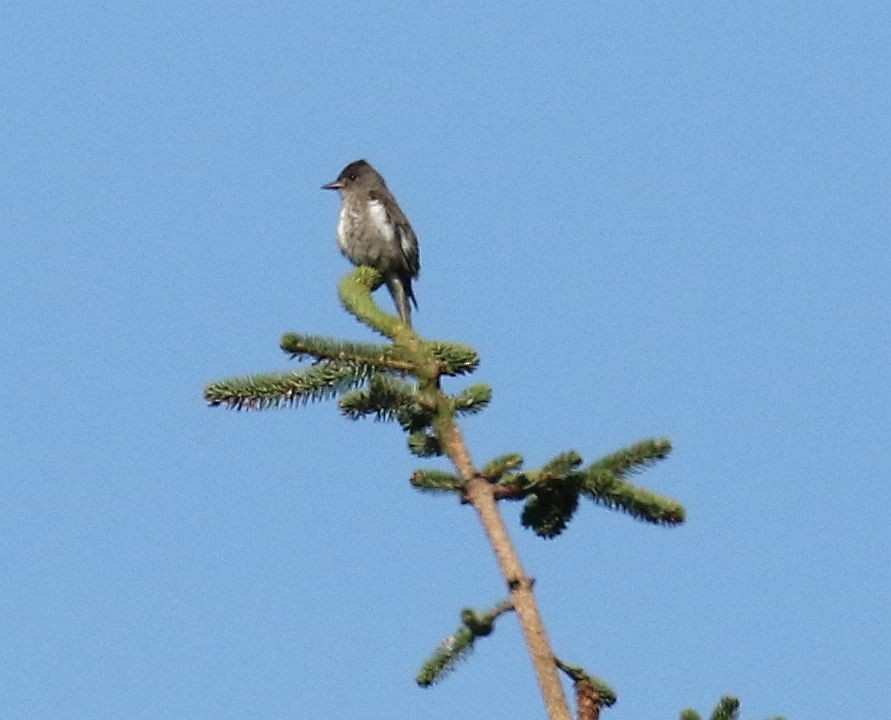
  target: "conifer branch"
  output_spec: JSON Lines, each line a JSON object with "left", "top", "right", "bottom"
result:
{"left": 494, "top": 450, "right": 584, "bottom": 497}
{"left": 521, "top": 479, "right": 581, "bottom": 538}
{"left": 416, "top": 601, "right": 513, "bottom": 687}
{"left": 555, "top": 657, "right": 617, "bottom": 720}
{"left": 434, "top": 422, "right": 572, "bottom": 719}
{"left": 427, "top": 341, "right": 481, "bottom": 376}
{"left": 202, "top": 268, "right": 719, "bottom": 720}
{"left": 486, "top": 445, "right": 684, "bottom": 532}
{"left": 410, "top": 468, "right": 462, "bottom": 493}
{"left": 481, "top": 453, "right": 525, "bottom": 481}
{"left": 408, "top": 430, "right": 443, "bottom": 457}
{"left": 680, "top": 696, "right": 740, "bottom": 720}
{"left": 451, "top": 383, "right": 493, "bottom": 415}
{"left": 679, "top": 696, "right": 787, "bottom": 720}
{"left": 575, "top": 680, "right": 602, "bottom": 720}
{"left": 581, "top": 469, "right": 685, "bottom": 525}
{"left": 541, "top": 450, "right": 584, "bottom": 478}
{"left": 338, "top": 375, "right": 418, "bottom": 421}
{"left": 203, "top": 363, "right": 371, "bottom": 410}
{"left": 416, "top": 626, "right": 475, "bottom": 687}
{"left": 281, "top": 333, "right": 415, "bottom": 372}
{"left": 336, "top": 268, "right": 479, "bottom": 375}
{"left": 589, "top": 438, "right": 672, "bottom": 477}
{"left": 710, "top": 697, "right": 741, "bottom": 720}
{"left": 338, "top": 267, "right": 406, "bottom": 339}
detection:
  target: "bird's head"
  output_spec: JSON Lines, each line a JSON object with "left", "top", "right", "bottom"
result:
{"left": 322, "top": 159, "right": 386, "bottom": 194}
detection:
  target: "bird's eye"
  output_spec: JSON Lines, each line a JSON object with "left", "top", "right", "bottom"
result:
{"left": 348, "top": 174, "right": 358, "bottom": 181}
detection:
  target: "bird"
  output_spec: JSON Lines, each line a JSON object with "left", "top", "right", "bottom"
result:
{"left": 322, "top": 160, "right": 420, "bottom": 327}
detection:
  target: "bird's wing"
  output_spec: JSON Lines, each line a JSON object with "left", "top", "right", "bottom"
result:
{"left": 369, "top": 190, "right": 420, "bottom": 276}
{"left": 396, "top": 223, "right": 420, "bottom": 276}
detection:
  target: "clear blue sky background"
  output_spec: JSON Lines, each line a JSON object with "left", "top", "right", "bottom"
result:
{"left": 3, "top": 3, "right": 889, "bottom": 719}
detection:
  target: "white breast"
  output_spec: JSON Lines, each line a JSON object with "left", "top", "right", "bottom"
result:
{"left": 336, "top": 205, "right": 351, "bottom": 253}
{"left": 367, "top": 199, "right": 396, "bottom": 244}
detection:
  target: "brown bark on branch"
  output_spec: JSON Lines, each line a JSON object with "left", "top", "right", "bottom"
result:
{"left": 437, "top": 420, "right": 571, "bottom": 720}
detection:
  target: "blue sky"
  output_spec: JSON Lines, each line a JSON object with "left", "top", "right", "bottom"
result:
{"left": 2, "top": 3, "right": 889, "bottom": 718}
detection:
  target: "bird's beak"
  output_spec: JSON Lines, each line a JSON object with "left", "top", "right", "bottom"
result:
{"left": 321, "top": 180, "right": 345, "bottom": 190}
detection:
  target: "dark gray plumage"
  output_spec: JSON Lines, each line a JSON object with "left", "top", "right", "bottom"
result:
{"left": 322, "top": 160, "right": 420, "bottom": 326}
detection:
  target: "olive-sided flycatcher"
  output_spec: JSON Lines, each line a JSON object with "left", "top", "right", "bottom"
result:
{"left": 322, "top": 160, "right": 420, "bottom": 326}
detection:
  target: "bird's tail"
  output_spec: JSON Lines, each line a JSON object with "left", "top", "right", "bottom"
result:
{"left": 385, "top": 274, "right": 416, "bottom": 327}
